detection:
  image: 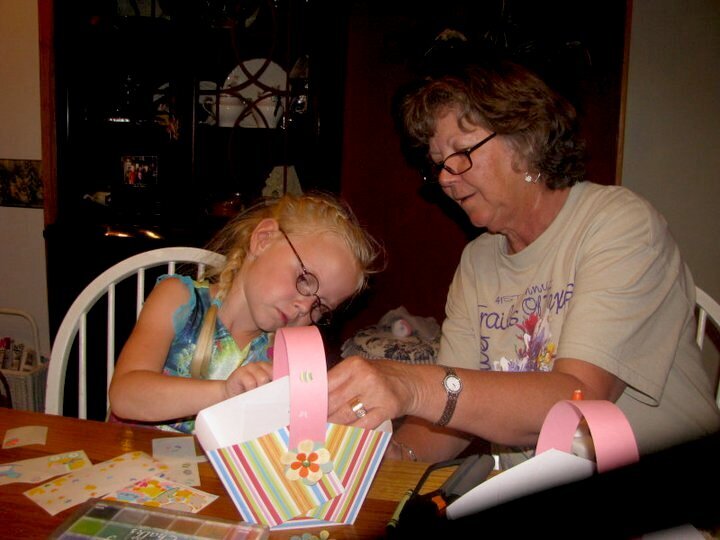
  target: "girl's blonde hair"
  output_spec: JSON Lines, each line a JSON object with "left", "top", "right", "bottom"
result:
{"left": 191, "top": 191, "right": 383, "bottom": 377}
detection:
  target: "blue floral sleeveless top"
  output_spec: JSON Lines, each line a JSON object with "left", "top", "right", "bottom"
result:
{"left": 158, "top": 274, "right": 273, "bottom": 433}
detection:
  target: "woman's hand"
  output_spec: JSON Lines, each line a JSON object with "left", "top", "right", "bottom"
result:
{"left": 327, "top": 356, "right": 417, "bottom": 428}
{"left": 224, "top": 361, "right": 274, "bottom": 399}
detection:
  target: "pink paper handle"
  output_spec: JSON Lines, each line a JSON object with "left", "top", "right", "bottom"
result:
{"left": 273, "top": 327, "right": 328, "bottom": 449}
{"left": 535, "top": 400, "right": 639, "bottom": 473}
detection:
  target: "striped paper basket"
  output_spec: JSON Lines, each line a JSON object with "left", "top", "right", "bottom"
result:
{"left": 196, "top": 326, "right": 392, "bottom": 530}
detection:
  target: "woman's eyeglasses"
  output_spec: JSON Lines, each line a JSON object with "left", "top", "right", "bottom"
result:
{"left": 279, "top": 229, "right": 333, "bottom": 325}
{"left": 422, "top": 132, "right": 497, "bottom": 183}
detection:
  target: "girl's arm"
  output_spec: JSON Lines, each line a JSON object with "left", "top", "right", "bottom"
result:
{"left": 109, "top": 278, "right": 269, "bottom": 422}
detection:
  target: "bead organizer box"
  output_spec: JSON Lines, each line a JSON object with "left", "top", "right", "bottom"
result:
{"left": 49, "top": 499, "right": 268, "bottom": 540}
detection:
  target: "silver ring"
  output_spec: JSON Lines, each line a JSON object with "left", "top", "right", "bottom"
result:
{"left": 350, "top": 398, "right": 367, "bottom": 419}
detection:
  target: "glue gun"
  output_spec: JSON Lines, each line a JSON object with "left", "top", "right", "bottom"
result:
{"left": 386, "top": 453, "right": 495, "bottom": 537}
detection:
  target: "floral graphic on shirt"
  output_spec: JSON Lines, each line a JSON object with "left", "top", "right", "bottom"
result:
{"left": 493, "top": 311, "right": 556, "bottom": 372}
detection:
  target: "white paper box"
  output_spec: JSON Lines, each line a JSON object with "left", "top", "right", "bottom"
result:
{"left": 194, "top": 376, "right": 290, "bottom": 452}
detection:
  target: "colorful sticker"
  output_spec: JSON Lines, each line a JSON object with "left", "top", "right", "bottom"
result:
{"left": 0, "top": 450, "right": 91, "bottom": 485}
{"left": 103, "top": 475, "right": 217, "bottom": 513}
{"left": 2, "top": 425, "right": 48, "bottom": 448}
{"left": 24, "top": 451, "right": 169, "bottom": 515}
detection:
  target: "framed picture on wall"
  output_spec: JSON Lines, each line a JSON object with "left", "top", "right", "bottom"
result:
{"left": 0, "top": 159, "right": 43, "bottom": 208}
{"left": 121, "top": 155, "right": 158, "bottom": 187}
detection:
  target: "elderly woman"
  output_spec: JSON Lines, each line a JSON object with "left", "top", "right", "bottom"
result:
{"left": 327, "top": 59, "right": 720, "bottom": 468}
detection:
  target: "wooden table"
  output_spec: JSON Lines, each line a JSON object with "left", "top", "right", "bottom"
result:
{"left": 0, "top": 408, "right": 452, "bottom": 539}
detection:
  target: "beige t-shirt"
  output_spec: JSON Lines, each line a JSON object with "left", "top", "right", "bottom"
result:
{"left": 439, "top": 181, "right": 720, "bottom": 465}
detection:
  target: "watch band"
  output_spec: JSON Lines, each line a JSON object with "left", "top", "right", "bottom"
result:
{"left": 436, "top": 366, "right": 462, "bottom": 427}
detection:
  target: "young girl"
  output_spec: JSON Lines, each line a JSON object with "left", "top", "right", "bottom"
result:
{"left": 109, "top": 192, "right": 382, "bottom": 432}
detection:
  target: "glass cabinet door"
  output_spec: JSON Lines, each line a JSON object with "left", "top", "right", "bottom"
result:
{"left": 54, "top": 0, "right": 348, "bottom": 228}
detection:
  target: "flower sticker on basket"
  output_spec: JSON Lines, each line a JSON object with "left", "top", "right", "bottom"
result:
{"left": 282, "top": 440, "right": 334, "bottom": 486}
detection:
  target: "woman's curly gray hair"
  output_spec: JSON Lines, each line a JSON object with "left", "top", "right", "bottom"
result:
{"left": 399, "top": 60, "right": 586, "bottom": 189}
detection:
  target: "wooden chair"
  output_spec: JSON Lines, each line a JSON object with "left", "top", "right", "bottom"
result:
{"left": 45, "top": 247, "right": 225, "bottom": 419}
{"left": 695, "top": 286, "right": 720, "bottom": 408}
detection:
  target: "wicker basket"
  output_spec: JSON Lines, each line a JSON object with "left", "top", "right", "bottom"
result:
{"left": 0, "top": 308, "right": 47, "bottom": 412}
{"left": 0, "top": 362, "right": 48, "bottom": 411}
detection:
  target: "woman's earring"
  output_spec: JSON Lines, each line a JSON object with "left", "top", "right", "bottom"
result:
{"left": 524, "top": 172, "right": 541, "bottom": 184}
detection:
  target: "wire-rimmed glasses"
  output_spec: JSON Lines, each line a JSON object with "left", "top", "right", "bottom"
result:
{"left": 279, "top": 229, "right": 333, "bottom": 325}
{"left": 422, "top": 132, "right": 497, "bottom": 183}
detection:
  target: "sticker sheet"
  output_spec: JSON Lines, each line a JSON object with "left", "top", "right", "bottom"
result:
{"left": 2, "top": 425, "right": 48, "bottom": 448}
{"left": 152, "top": 436, "right": 202, "bottom": 487}
{"left": 24, "top": 451, "right": 170, "bottom": 515}
{"left": 103, "top": 475, "right": 218, "bottom": 513}
{"left": 0, "top": 450, "right": 91, "bottom": 485}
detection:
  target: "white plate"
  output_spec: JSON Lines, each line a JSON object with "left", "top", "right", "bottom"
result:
{"left": 221, "top": 59, "right": 287, "bottom": 128}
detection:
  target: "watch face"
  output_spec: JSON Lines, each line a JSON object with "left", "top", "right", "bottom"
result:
{"left": 445, "top": 375, "right": 462, "bottom": 393}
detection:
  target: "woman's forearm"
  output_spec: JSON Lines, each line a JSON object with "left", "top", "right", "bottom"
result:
{"left": 328, "top": 356, "right": 620, "bottom": 449}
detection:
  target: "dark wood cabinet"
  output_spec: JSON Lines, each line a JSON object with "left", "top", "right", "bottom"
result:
{"left": 51, "top": 0, "right": 349, "bottom": 227}
{"left": 43, "top": 0, "right": 351, "bottom": 353}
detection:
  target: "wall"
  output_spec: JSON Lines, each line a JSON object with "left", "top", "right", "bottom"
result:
{"left": 622, "top": 0, "right": 720, "bottom": 377}
{"left": 0, "top": 0, "right": 50, "bottom": 356}
{"left": 338, "top": 4, "right": 472, "bottom": 337}
{"left": 621, "top": 0, "right": 720, "bottom": 301}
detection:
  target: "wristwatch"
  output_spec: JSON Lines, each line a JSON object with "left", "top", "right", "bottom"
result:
{"left": 436, "top": 366, "right": 462, "bottom": 427}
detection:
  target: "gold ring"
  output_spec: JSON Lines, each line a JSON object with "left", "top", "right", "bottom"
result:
{"left": 350, "top": 398, "right": 368, "bottom": 419}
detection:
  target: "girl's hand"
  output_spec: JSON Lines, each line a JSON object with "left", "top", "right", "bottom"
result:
{"left": 224, "top": 361, "right": 274, "bottom": 398}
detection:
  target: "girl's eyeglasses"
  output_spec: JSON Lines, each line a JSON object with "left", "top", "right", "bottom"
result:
{"left": 279, "top": 229, "right": 333, "bottom": 325}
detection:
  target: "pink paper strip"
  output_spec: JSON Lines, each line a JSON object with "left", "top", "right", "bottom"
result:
{"left": 273, "top": 327, "right": 328, "bottom": 448}
{"left": 535, "top": 399, "right": 639, "bottom": 473}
